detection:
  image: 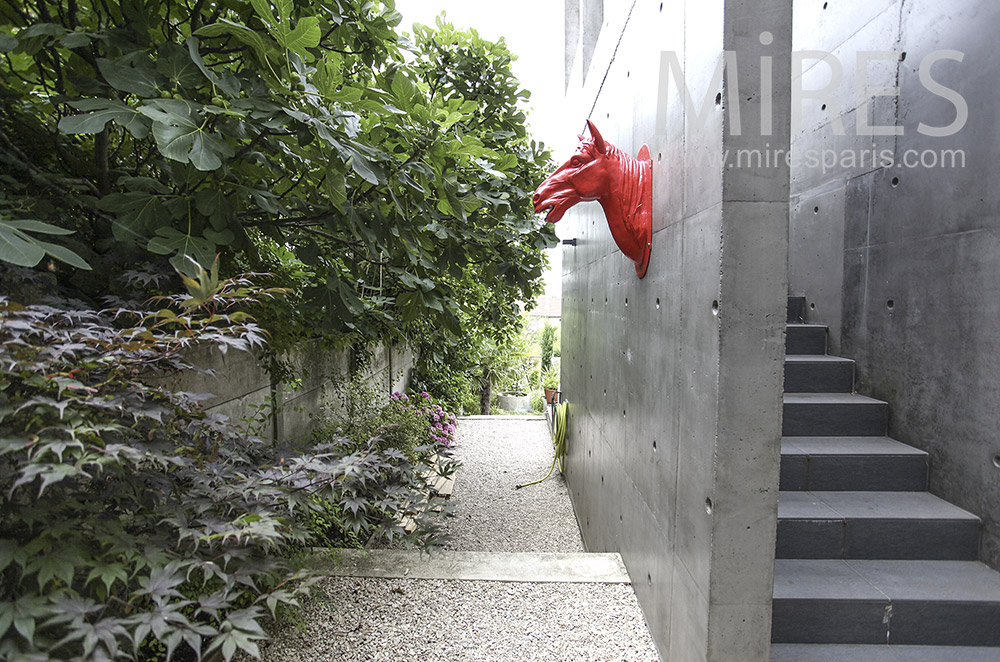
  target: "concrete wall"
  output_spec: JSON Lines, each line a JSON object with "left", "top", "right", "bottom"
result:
{"left": 170, "top": 342, "right": 415, "bottom": 443}
{"left": 559, "top": 1, "right": 790, "bottom": 660}
{"left": 789, "top": 0, "right": 1000, "bottom": 570}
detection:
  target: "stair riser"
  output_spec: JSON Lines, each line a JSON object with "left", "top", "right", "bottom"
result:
{"left": 784, "top": 362, "right": 854, "bottom": 393}
{"left": 780, "top": 455, "right": 929, "bottom": 491}
{"left": 787, "top": 297, "right": 805, "bottom": 323}
{"left": 772, "top": 599, "right": 1000, "bottom": 646}
{"left": 787, "top": 326, "right": 827, "bottom": 355}
{"left": 783, "top": 402, "right": 888, "bottom": 436}
{"left": 776, "top": 519, "right": 980, "bottom": 560}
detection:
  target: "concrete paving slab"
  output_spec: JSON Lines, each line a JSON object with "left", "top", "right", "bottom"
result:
{"left": 310, "top": 548, "right": 631, "bottom": 584}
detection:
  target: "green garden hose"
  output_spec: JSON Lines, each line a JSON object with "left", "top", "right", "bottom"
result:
{"left": 516, "top": 401, "right": 568, "bottom": 489}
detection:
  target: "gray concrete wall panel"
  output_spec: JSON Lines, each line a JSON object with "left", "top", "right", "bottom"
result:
{"left": 560, "top": 1, "right": 790, "bottom": 659}
{"left": 789, "top": 0, "right": 1000, "bottom": 570}
{"left": 168, "top": 342, "right": 414, "bottom": 443}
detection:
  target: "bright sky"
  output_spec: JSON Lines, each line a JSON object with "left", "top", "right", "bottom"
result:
{"left": 397, "top": 0, "right": 565, "bottom": 146}
{"left": 396, "top": 0, "right": 567, "bottom": 299}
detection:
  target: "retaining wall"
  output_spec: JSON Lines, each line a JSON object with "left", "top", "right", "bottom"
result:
{"left": 168, "top": 342, "right": 415, "bottom": 442}
{"left": 559, "top": 1, "right": 791, "bottom": 660}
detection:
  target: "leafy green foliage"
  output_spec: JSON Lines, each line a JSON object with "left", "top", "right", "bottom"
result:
{"left": 0, "top": 216, "right": 91, "bottom": 270}
{"left": 542, "top": 366, "right": 559, "bottom": 390}
{"left": 0, "top": 0, "right": 556, "bottom": 353}
{"left": 322, "top": 376, "right": 435, "bottom": 459}
{"left": 0, "top": 275, "right": 452, "bottom": 661}
{"left": 539, "top": 322, "right": 556, "bottom": 373}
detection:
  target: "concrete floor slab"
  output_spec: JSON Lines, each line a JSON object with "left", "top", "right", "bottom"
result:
{"left": 310, "top": 548, "right": 631, "bottom": 583}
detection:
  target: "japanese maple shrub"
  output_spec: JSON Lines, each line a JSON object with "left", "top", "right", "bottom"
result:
{"left": 0, "top": 270, "right": 451, "bottom": 661}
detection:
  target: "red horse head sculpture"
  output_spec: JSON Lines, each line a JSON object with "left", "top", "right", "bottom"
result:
{"left": 533, "top": 120, "right": 652, "bottom": 278}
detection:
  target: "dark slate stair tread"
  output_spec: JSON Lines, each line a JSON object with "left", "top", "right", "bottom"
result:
{"left": 781, "top": 437, "right": 930, "bottom": 491}
{"left": 848, "top": 560, "right": 1000, "bottom": 602}
{"left": 778, "top": 491, "right": 843, "bottom": 519}
{"left": 777, "top": 492, "right": 981, "bottom": 560}
{"left": 889, "top": 646, "right": 1000, "bottom": 662}
{"left": 774, "top": 559, "right": 888, "bottom": 600}
{"left": 780, "top": 491, "right": 981, "bottom": 522}
{"left": 784, "top": 393, "right": 887, "bottom": 406}
{"left": 774, "top": 559, "right": 1000, "bottom": 602}
{"left": 782, "top": 437, "right": 927, "bottom": 457}
{"left": 771, "top": 644, "right": 1000, "bottom": 662}
{"left": 783, "top": 394, "right": 889, "bottom": 436}
{"left": 785, "top": 355, "right": 855, "bottom": 365}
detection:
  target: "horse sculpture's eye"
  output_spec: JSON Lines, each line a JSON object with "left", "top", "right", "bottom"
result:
{"left": 570, "top": 157, "right": 584, "bottom": 167}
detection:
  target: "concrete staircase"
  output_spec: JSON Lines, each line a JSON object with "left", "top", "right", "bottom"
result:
{"left": 771, "top": 297, "right": 1000, "bottom": 661}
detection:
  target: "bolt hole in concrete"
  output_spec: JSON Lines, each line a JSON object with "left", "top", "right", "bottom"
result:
{"left": 814, "top": 205, "right": 820, "bottom": 214}
{"left": 822, "top": 1, "right": 828, "bottom": 8}
{"left": 714, "top": 92, "right": 722, "bottom": 106}
{"left": 705, "top": 498, "right": 713, "bottom": 515}
{"left": 712, "top": 300, "right": 720, "bottom": 316}
{"left": 993, "top": 455, "right": 1000, "bottom": 468}
{"left": 625, "top": 297, "right": 629, "bottom": 306}
{"left": 653, "top": 440, "right": 658, "bottom": 451}
{"left": 657, "top": 152, "right": 662, "bottom": 162}
{"left": 887, "top": 299, "right": 895, "bottom": 310}
{"left": 810, "top": 302, "right": 816, "bottom": 310}
{"left": 622, "top": 409, "right": 626, "bottom": 418}
{"left": 900, "top": 51, "right": 907, "bottom": 61}
{"left": 821, "top": 104, "right": 827, "bottom": 111}
{"left": 892, "top": 176, "right": 900, "bottom": 186}
{"left": 604, "top": 389, "right": 607, "bottom": 397}
{"left": 659, "top": 2, "right": 663, "bottom": 10}
{"left": 647, "top": 573, "right": 652, "bottom": 586}
{"left": 656, "top": 297, "right": 661, "bottom": 308}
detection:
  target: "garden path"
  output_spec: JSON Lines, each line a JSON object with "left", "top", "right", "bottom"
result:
{"left": 257, "top": 417, "right": 660, "bottom": 661}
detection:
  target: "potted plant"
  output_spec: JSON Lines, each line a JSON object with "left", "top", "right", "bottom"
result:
{"left": 542, "top": 367, "right": 560, "bottom": 404}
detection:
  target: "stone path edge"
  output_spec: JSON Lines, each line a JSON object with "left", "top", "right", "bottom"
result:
{"left": 307, "top": 549, "right": 631, "bottom": 584}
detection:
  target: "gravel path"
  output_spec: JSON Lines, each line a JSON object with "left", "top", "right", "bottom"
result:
{"left": 257, "top": 417, "right": 660, "bottom": 662}
{"left": 439, "top": 417, "right": 583, "bottom": 552}
{"left": 259, "top": 577, "right": 659, "bottom": 662}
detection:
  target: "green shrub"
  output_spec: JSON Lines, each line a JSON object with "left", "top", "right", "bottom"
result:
{"left": 324, "top": 377, "right": 431, "bottom": 459}
{"left": 539, "top": 323, "right": 556, "bottom": 373}
{"left": 530, "top": 392, "right": 545, "bottom": 413}
{"left": 0, "top": 271, "right": 452, "bottom": 661}
{"left": 410, "top": 363, "right": 477, "bottom": 416}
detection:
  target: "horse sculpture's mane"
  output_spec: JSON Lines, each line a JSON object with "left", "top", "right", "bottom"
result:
{"left": 595, "top": 140, "right": 648, "bottom": 234}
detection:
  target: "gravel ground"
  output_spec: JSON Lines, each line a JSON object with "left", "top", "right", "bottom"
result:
{"left": 258, "top": 577, "right": 659, "bottom": 662}
{"left": 439, "top": 417, "right": 584, "bottom": 552}
{"left": 257, "top": 417, "right": 660, "bottom": 662}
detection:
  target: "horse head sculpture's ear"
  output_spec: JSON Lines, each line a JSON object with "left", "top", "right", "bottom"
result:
{"left": 586, "top": 120, "right": 606, "bottom": 154}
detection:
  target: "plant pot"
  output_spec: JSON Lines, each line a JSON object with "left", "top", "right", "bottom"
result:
{"left": 544, "top": 388, "right": 559, "bottom": 404}
{"left": 497, "top": 393, "right": 531, "bottom": 412}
